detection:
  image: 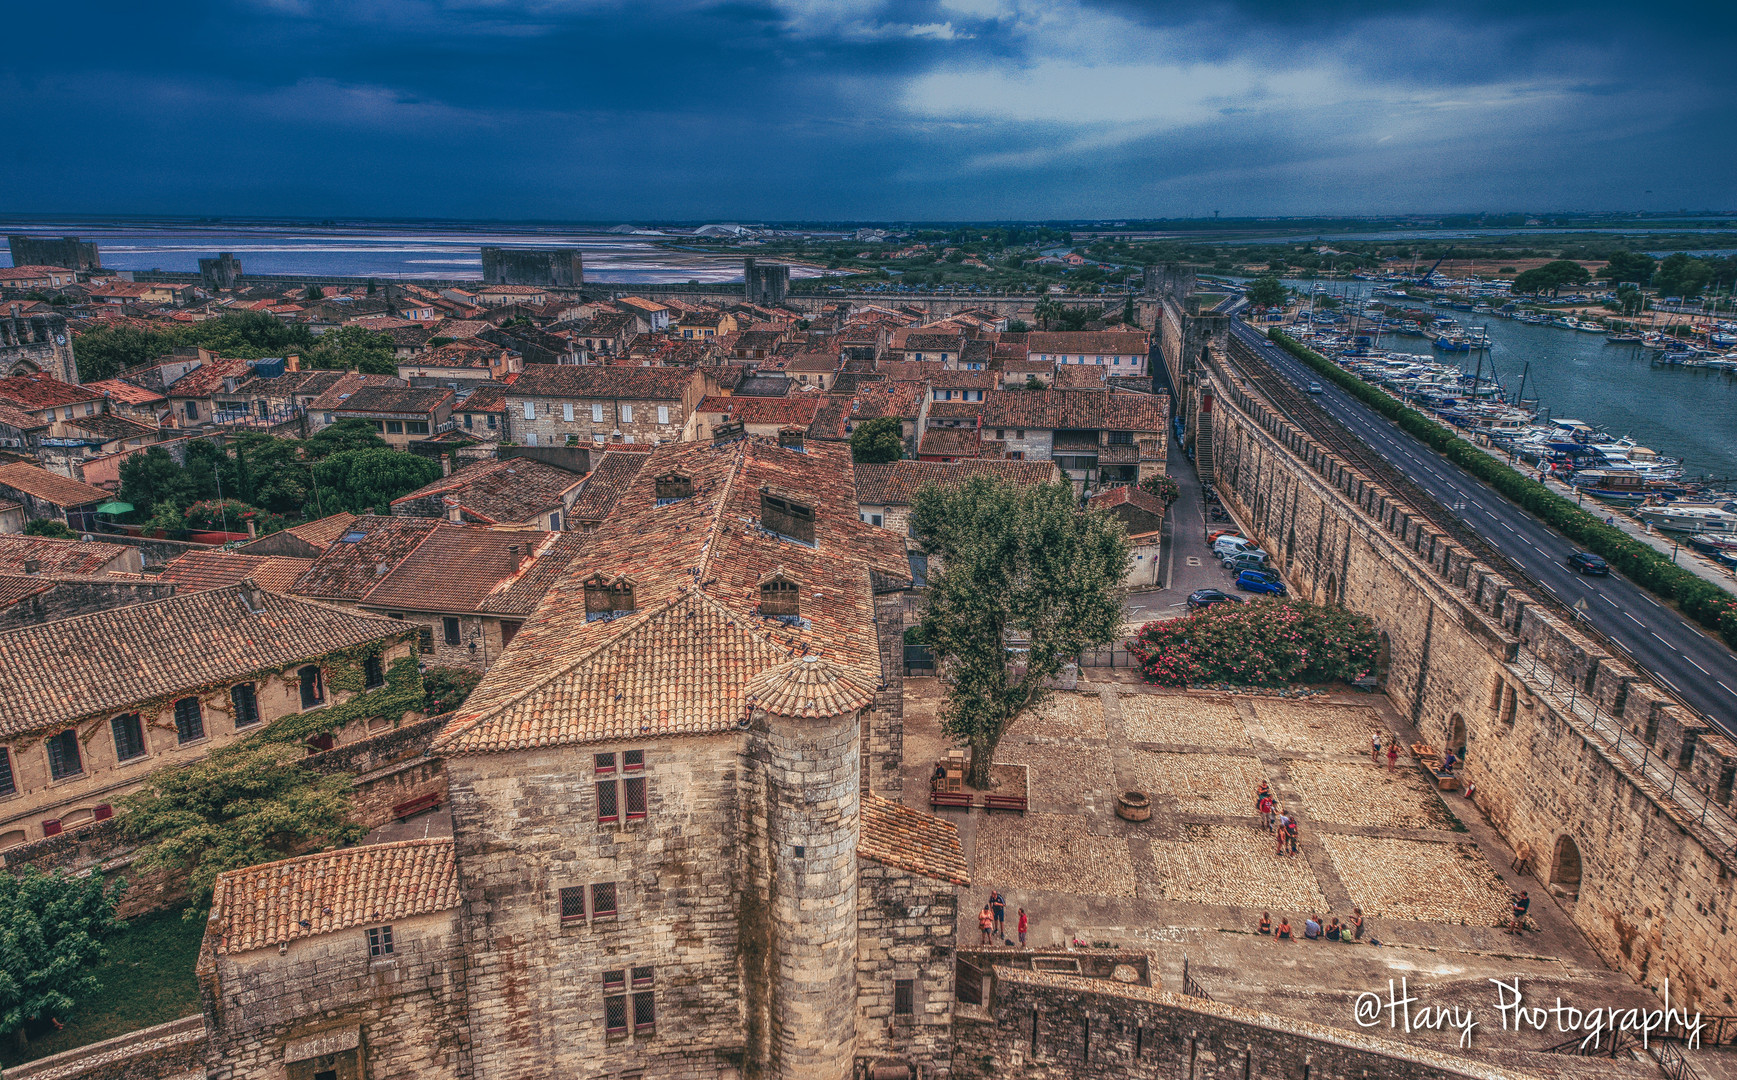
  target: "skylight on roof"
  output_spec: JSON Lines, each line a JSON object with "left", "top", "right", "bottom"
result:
{"left": 340, "top": 530, "right": 368, "bottom": 543}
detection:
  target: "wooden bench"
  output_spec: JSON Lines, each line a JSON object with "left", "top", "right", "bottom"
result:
{"left": 983, "top": 793, "right": 1028, "bottom": 814}
{"left": 393, "top": 792, "right": 442, "bottom": 821}
{"left": 929, "top": 790, "right": 973, "bottom": 810}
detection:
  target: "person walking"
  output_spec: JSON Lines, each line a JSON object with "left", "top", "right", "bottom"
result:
{"left": 1386, "top": 741, "right": 1399, "bottom": 771}
{"left": 979, "top": 904, "right": 994, "bottom": 945}
{"left": 1285, "top": 818, "right": 1299, "bottom": 856}
{"left": 1371, "top": 733, "right": 1382, "bottom": 765}
{"left": 991, "top": 891, "right": 1007, "bottom": 938}
{"left": 1017, "top": 908, "right": 1029, "bottom": 948}
{"left": 1258, "top": 792, "right": 1276, "bottom": 831}
{"left": 1507, "top": 891, "right": 1530, "bottom": 935}
{"left": 1274, "top": 811, "right": 1290, "bottom": 855}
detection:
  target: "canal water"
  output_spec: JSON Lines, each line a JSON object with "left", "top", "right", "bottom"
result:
{"left": 1290, "top": 280, "right": 1737, "bottom": 482}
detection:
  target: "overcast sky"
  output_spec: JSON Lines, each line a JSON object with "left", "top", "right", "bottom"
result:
{"left": 3, "top": 0, "right": 1733, "bottom": 220}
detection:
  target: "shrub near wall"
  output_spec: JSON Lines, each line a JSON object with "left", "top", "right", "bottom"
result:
{"left": 1267, "top": 329, "right": 1737, "bottom": 649}
{"left": 1128, "top": 601, "right": 1379, "bottom": 687}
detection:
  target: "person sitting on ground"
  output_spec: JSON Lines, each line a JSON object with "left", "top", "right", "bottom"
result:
{"left": 1441, "top": 749, "right": 1458, "bottom": 776}
{"left": 1325, "top": 917, "right": 1342, "bottom": 941}
{"left": 1304, "top": 915, "right": 1322, "bottom": 940}
{"left": 1276, "top": 917, "right": 1292, "bottom": 940}
{"left": 1507, "top": 891, "right": 1530, "bottom": 934}
{"left": 1258, "top": 911, "right": 1272, "bottom": 934}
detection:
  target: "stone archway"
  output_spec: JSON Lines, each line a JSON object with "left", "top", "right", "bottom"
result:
{"left": 1449, "top": 713, "right": 1467, "bottom": 756}
{"left": 1324, "top": 573, "right": 1339, "bottom": 605}
{"left": 1375, "top": 631, "right": 1392, "bottom": 686}
{"left": 1551, "top": 835, "right": 1583, "bottom": 894}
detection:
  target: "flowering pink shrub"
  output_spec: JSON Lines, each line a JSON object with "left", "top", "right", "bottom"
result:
{"left": 1127, "top": 601, "right": 1379, "bottom": 688}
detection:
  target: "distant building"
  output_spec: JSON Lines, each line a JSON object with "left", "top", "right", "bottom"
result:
{"left": 6, "top": 235, "right": 99, "bottom": 272}
{"left": 744, "top": 257, "right": 791, "bottom": 305}
{"left": 0, "top": 307, "right": 78, "bottom": 384}
{"left": 199, "top": 252, "right": 243, "bottom": 290}
{"left": 480, "top": 246, "right": 584, "bottom": 288}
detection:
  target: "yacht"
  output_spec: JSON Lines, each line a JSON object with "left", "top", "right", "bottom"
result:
{"left": 1633, "top": 503, "right": 1737, "bottom": 534}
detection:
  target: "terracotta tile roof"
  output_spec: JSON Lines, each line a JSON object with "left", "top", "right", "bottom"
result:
{"left": 0, "top": 376, "right": 104, "bottom": 410}
{"left": 1026, "top": 330, "right": 1151, "bottom": 355}
{"left": 230, "top": 370, "right": 346, "bottom": 399}
{"left": 917, "top": 429, "right": 980, "bottom": 457}
{"left": 785, "top": 352, "right": 840, "bottom": 373}
{"left": 853, "top": 458, "right": 1059, "bottom": 505}
{"left": 695, "top": 395, "right": 822, "bottom": 427}
{"left": 1053, "top": 365, "right": 1111, "bottom": 389}
{"left": 745, "top": 654, "right": 876, "bottom": 719}
{"left": 164, "top": 356, "right": 256, "bottom": 398}
{"left": 400, "top": 342, "right": 505, "bottom": 369}
{"left": 980, "top": 389, "right": 1166, "bottom": 433}
{"left": 331, "top": 386, "right": 453, "bottom": 415}
{"left": 455, "top": 385, "right": 507, "bottom": 414}
{"left": 359, "top": 526, "right": 578, "bottom": 616}
{"left": 877, "top": 361, "right": 945, "bottom": 383}
{"left": 432, "top": 439, "right": 908, "bottom": 756}
{"left": 289, "top": 515, "right": 442, "bottom": 600}
{"left": 210, "top": 838, "right": 460, "bottom": 956}
{"left": 390, "top": 458, "right": 585, "bottom": 524}
{"left": 0, "top": 462, "right": 111, "bottom": 507}
{"left": 0, "top": 403, "right": 48, "bottom": 432}
{"left": 510, "top": 366, "right": 696, "bottom": 401}
{"left": 307, "top": 374, "right": 408, "bottom": 412}
{"left": 158, "top": 550, "right": 315, "bottom": 593}
{"left": 930, "top": 369, "right": 996, "bottom": 390}
{"left": 925, "top": 401, "right": 985, "bottom": 420}
{"left": 63, "top": 413, "right": 157, "bottom": 441}
{"left": 431, "top": 319, "right": 490, "bottom": 339}
{"left": 1088, "top": 484, "right": 1168, "bottom": 517}
{"left": 0, "top": 583, "right": 408, "bottom": 738}
{"left": 272, "top": 512, "right": 360, "bottom": 550}
{"left": 847, "top": 381, "right": 926, "bottom": 423}
{"left": 566, "top": 451, "right": 648, "bottom": 522}
{"left": 859, "top": 793, "right": 970, "bottom": 885}
{"left": 0, "top": 574, "right": 56, "bottom": 608}
{"left": 898, "top": 331, "right": 966, "bottom": 352}
{"left": 0, "top": 534, "right": 134, "bottom": 575}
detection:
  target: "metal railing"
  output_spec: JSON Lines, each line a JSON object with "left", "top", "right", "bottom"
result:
{"left": 1650, "top": 1038, "right": 1705, "bottom": 1080}
{"left": 1180, "top": 957, "right": 1214, "bottom": 1002}
{"left": 1515, "top": 650, "right": 1737, "bottom": 853}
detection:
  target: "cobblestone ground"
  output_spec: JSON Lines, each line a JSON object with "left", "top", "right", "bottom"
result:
{"left": 1129, "top": 751, "right": 1269, "bottom": 815}
{"left": 1320, "top": 834, "right": 1512, "bottom": 926}
{"left": 1006, "top": 692, "right": 1109, "bottom": 742}
{"left": 1284, "top": 760, "right": 1457, "bottom": 830}
{"left": 973, "top": 812, "right": 1139, "bottom": 898}
{"left": 1117, "top": 693, "right": 1249, "bottom": 748}
{"left": 1150, "top": 824, "right": 1328, "bottom": 911}
{"left": 1248, "top": 699, "right": 1388, "bottom": 757}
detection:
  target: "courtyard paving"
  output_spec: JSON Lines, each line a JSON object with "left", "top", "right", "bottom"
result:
{"left": 899, "top": 673, "right": 1660, "bottom": 1059}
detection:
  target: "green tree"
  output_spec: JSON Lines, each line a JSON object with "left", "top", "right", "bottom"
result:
{"left": 66, "top": 325, "right": 174, "bottom": 383}
{"left": 911, "top": 478, "right": 1130, "bottom": 787}
{"left": 1653, "top": 253, "right": 1713, "bottom": 299}
{"left": 118, "top": 446, "right": 196, "bottom": 519}
{"left": 1246, "top": 275, "right": 1289, "bottom": 310}
{"left": 21, "top": 519, "right": 75, "bottom": 539}
{"left": 304, "top": 285, "right": 324, "bottom": 301}
{"left": 423, "top": 666, "right": 484, "bottom": 714}
{"left": 1603, "top": 250, "right": 1656, "bottom": 285}
{"left": 1005, "top": 318, "right": 1030, "bottom": 333}
{"left": 120, "top": 741, "right": 364, "bottom": 911}
{"left": 306, "top": 326, "right": 397, "bottom": 375}
{"left": 1033, "top": 295, "right": 1063, "bottom": 330}
{"left": 304, "top": 418, "right": 388, "bottom": 458}
{"left": 312, "top": 447, "right": 441, "bottom": 513}
{"left": 849, "top": 417, "right": 905, "bottom": 464}
{"left": 0, "top": 868, "right": 123, "bottom": 1043}
{"left": 1616, "top": 284, "right": 1644, "bottom": 316}
{"left": 230, "top": 434, "right": 313, "bottom": 516}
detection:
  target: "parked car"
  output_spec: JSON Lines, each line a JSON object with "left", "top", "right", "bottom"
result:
{"left": 1567, "top": 551, "right": 1610, "bottom": 576}
{"left": 1213, "top": 536, "right": 1255, "bottom": 557}
{"left": 1307, "top": 382, "right": 1323, "bottom": 394}
{"left": 1236, "top": 569, "right": 1288, "bottom": 595}
{"left": 1223, "top": 551, "right": 1270, "bottom": 572}
{"left": 1207, "top": 530, "right": 1244, "bottom": 544}
{"left": 1187, "top": 589, "right": 1244, "bottom": 610}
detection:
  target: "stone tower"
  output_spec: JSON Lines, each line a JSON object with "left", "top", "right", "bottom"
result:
{"left": 745, "top": 655, "right": 871, "bottom": 1080}
{"left": 744, "top": 258, "right": 791, "bottom": 306}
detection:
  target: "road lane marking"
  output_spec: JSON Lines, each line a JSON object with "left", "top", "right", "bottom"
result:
{"left": 1686, "top": 656, "right": 1710, "bottom": 674}
{"left": 1625, "top": 613, "right": 1645, "bottom": 626}
{"left": 1650, "top": 632, "right": 1672, "bottom": 647}
{"left": 1720, "top": 682, "right": 1737, "bottom": 697}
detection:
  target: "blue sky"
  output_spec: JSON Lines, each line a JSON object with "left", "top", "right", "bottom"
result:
{"left": 2, "top": 0, "right": 1732, "bottom": 220}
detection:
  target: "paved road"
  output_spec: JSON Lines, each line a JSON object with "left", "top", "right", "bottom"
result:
{"left": 1224, "top": 317, "right": 1737, "bottom": 738}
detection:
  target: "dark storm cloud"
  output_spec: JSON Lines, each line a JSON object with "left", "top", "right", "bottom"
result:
{"left": 0, "top": 0, "right": 1729, "bottom": 218}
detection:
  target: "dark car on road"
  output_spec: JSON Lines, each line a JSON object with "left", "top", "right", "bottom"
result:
{"left": 1187, "top": 589, "right": 1244, "bottom": 610}
{"left": 1236, "top": 569, "right": 1288, "bottom": 595}
{"left": 1567, "top": 551, "right": 1610, "bottom": 576}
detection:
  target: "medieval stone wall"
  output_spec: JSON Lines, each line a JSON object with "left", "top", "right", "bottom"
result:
{"left": 952, "top": 968, "right": 1518, "bottom": 1080}
{"left": 855, "top": 861, "right": 959, "bottom": 1077}
{"left": 200, "top": 909, "right": 472, "bottom": 1080}
{"left": 870, "top": 596, "right": 907, "bottom": 797}
{"left": 1204, "top": 336, "right": 1737, "bottom": 1012}
{"left": 445, "top": 737, "right": 751, "bottom": 1080}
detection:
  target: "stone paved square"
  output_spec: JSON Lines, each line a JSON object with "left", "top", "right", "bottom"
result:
{"left": 1249, "top": 700, "right": 1387, "bottom": 756}
{"left": 1118, "top": 693, "right": 1249, "bottom": 747}
{"left": 1321, "top": 835, "right": 1512, "bottom": 925}
{"left": 1128, "top": 751, "right": 1268, "bottom": 816}
{"left": 1018, "top": 746, "right": 1116, "bottom": 806}
{"left": 1150, "top": 823, "right": 1328, "bottom": 912}
{"left": 1286, "top": 761, "right": 1456, "bottom": 830}
{"left": 1007, "top": 693, "right": 1107, "bottom": 742}
{"left": 973, "top": 812, "right": 1138, "bottom": 898}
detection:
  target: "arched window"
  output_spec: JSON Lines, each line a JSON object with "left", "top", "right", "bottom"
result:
{"left": 1551, "top": 835, "right": 1582, "bottom": 893}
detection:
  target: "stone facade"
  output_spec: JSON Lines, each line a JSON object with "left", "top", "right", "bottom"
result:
{"left": 200, "top": 908, "right": 472, "bottom": 1080}
{"left": 855, "top": 861, "right": 958, "bottom": 1075}
{"left": 1205, "top": 331, "right": 1737, "bottom": 1013}
{"left": 1, "top": 309, "right": 79, "bottom": 384}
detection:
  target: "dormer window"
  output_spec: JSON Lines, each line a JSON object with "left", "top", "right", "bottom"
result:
{"left": 585, "top": 575, "right": 636, "bottom": 622}
{"left": 759, "top": 575, "right": 800, "bottom": 620}
{"left": 654, "top": 473, "right": 692, "bottom": 506}
{"left": 761, "top": 493, "right": 815, "bottom": 547}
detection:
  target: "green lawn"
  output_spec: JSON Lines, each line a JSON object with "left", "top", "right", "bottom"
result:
{"left": 0, "top": 908, "right": 205, "bottom": 1067}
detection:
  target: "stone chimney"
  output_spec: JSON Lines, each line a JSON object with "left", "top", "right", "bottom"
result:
{"left": 286, "top": 353, "right": 301, "bottom": 372}
{"left": 22, "top": 559, "right": 41, "bottom": 575}
{"left": 443, "top": 495, "right": 463, "bottom": 523}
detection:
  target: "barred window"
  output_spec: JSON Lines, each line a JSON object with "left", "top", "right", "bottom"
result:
{"left": 560, "top": 886, "right": 586, "bottom": 922}
{"left": 591, "top": 881, "right": 618, "bottom": 918}
{"left": 363, "top": 654, "right": 386, "bottom": 688}
{"left": 759, "top": 578, "right": 800, "bottom": 618}
{"left": 623, "top": 749, "right": 643, "bottom": 772}
{"left": 604, "top": 971, "right": 628, "bottom": 1036}
{"left": 46, "top": 730, "right": 82, "bottom": 779}
{"left": 595, "top": 752, "right": 616, "bottom": 776}
{"left": 112, "top": 714, "right": 147, "bottom": 761}
{"left": 231, "top": 684, "right": 260, "bottom": 727}
{"left": 894, "top": 979, "right": 915, "bottom": 1016}
{"left": 597, "top": 778, "right": 619, "bottom": 823}
{"left": 624, "top": 776, "right": 647, "bottom": 820}
{"left": 0, "top": 748, "right": 15, "bottom": 797}
{"left": 174, "top": 698, "right": 205, "bottom": 743}
{"left": 632, "top": 966, "right": 656, "bottom": 1031}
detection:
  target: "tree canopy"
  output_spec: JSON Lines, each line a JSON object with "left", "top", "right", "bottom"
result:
{"left": 303, "top": 417, "right": 389, "bottom": 458}
{"left": 911, "top": 477, "right": 1129, "bottom": 787}
{"left": 1512, "top": 260, "right": 1592, "bottom": 296}
{"left": 1653, "top": 253, "right": 1713, "bottom": 299}
{"left": 21, "top": 519, "right": 75, "bottom": 539}
{"left": 304, "top": 325, "right": 398, "bottom": 375}
{"left": 1246, "top": 275, "right": 1288, "bottom": 309}
{"left": 311, "top": 446, "right": 442, "bottom": 513}
{"left": 850, "top": 416, "right": 905, "bottom": 464}
{"left": 1602, "top": 250, "right": 1656, "bottom": 285}
{"left": 70, "top": 312, "right": 317, "bottom": 382}
{"left": 0, "top": 868, "right": 123, "bottom": 1041}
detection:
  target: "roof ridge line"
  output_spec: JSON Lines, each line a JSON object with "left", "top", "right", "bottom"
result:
{"left": 693, "top": 439, "right": 746, "bottom": 586}
{"left": 354, "top": 521, "right": 444, "bottom": 604}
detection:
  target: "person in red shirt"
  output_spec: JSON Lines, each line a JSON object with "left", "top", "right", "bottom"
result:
{"left": 1258, "top": 794, "right": 1275, "bottom": 831}
{"left": 978, "top": 905, "right": 994, "bottom": 945}
{"left": 1017, "top": 908, "right": 1029, "bottom": 947}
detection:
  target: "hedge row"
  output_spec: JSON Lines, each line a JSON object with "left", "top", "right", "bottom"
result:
{"left": 1265, "top": 328, "right": 1737, "bottom": 650}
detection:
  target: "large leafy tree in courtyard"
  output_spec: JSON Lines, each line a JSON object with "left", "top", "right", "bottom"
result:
{"left": 911, "top": 477, "right": 1129, "bottom": 788}
{"left": 0, "top": 868, "right": 123, "bottom": 1043}
{"left": 850, "top": 416, "right": 904, "bottom": 464}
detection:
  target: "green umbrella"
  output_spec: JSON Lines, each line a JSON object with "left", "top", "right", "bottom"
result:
{"left": 95, "top": 501, "right": 134, "bottom": 515}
